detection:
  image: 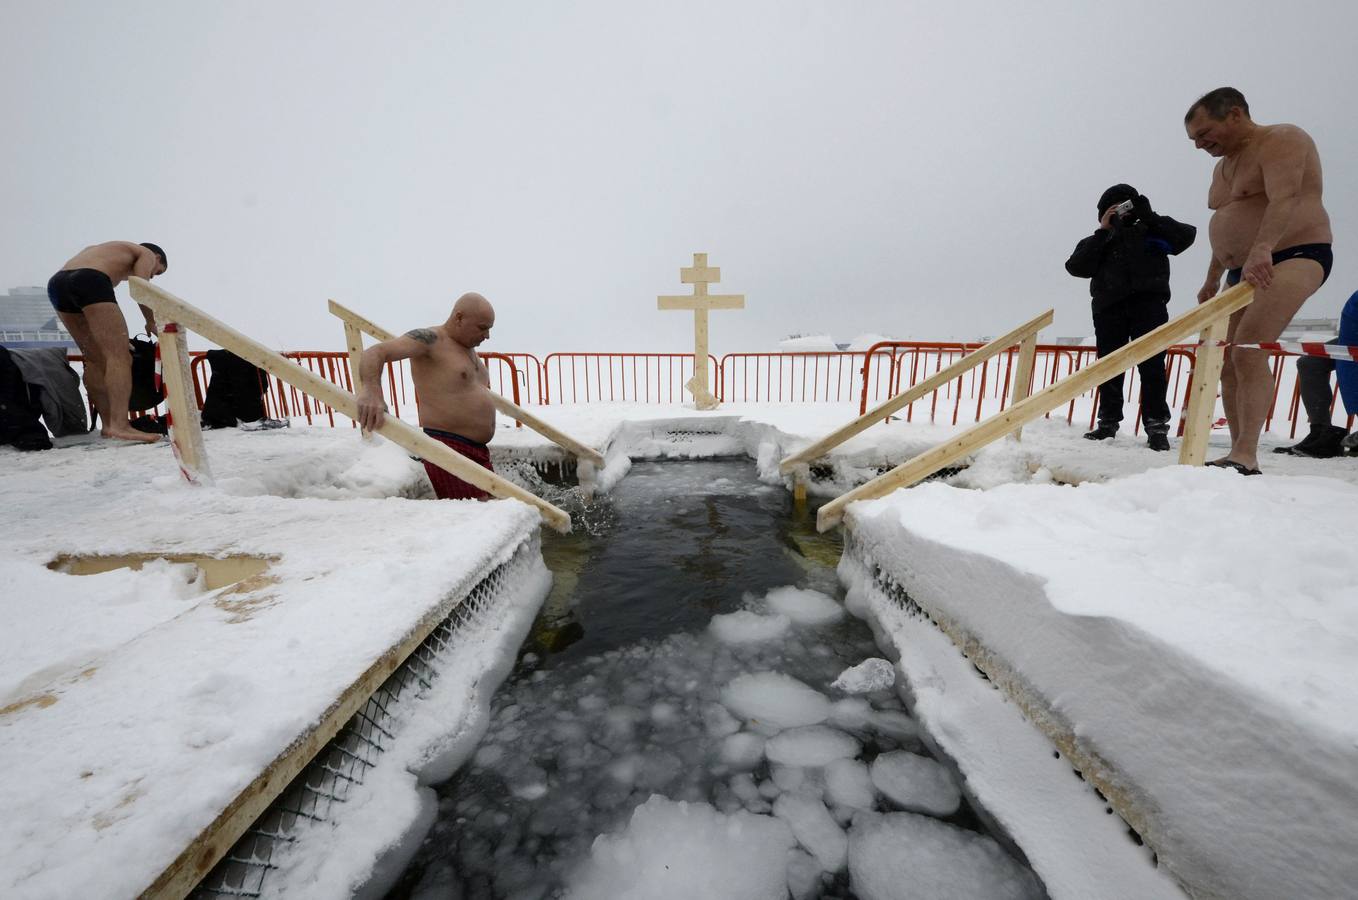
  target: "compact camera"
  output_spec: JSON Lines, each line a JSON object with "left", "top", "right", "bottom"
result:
{"left": 1114, "top": 199, "right": 1136, "bottom": 218}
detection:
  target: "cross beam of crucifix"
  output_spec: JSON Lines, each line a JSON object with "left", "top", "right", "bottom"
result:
{"left": 657, "top": 252, "right": 745, "bottom": 410}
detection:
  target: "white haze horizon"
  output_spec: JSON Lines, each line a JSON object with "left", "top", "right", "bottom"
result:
{"left": 3, "top": 1, "right": 1356, "bottom": 357}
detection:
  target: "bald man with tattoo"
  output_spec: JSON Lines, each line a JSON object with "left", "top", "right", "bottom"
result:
{"left": 356, "top": 292, "right": 498, "bottom": 499}
{"left": 1185, "top": 87, "right": 1333, "bottom": 474}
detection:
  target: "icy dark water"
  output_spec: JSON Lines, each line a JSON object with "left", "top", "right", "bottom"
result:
{"left": 385, "top": 460, "right": 1042, "bottom": 900}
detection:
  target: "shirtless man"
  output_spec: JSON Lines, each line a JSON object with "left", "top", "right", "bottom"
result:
{"left": 47, "top": 241, "right": 168, "bottom": 443}
{"left": 1185, "top": 87, "right": 1332, "bottom": 474}
{"left": 356, "top": 292, "right": 498, "bottom": 499}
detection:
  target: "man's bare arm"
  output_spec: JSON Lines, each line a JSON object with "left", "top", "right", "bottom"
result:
{"left": 356, "top": 330, "right": 435, "bottom": 430}
{"left": 1198, "top": 257, "right": 1228, "bottom": 304}
{"left": 1243, "top": 127, "right": 1311, "bottom": 287}
{"left": 130, "top": 244, "right": 161, "bottom": 279}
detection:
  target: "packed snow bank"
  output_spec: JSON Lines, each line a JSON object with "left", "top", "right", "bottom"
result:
{"left": 844, "top": 465, "right": 1358, "bottom": 900}
{"left": 0, "top": 428, "right": 546, "bottom": 900}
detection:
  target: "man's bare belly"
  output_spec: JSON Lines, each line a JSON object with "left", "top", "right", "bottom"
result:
{"left": 1209, "top": 195, "right": 1332, "bottom": 267}
{"left": 415, "top": 385, "right": 497, "bottom": 444}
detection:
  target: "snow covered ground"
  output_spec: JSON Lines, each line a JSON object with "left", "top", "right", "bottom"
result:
{"left": 0, "top": 429, "right": 546, "bottom": 899}
{"left": 2, "top": 401, "right": 1355, "bottom": 899}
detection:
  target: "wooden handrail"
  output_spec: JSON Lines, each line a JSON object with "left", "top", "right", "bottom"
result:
{"left": 327, "top": 300, "right": 604, "bottom": 468}
{"left": 129, "top": 279, "right": 572, "bottom": 533}
{"left": 815, "top": 284, "right": 1255, "bottom": 532}
{"left": 780, "top": 308, "right": 1054, "bottom": 475}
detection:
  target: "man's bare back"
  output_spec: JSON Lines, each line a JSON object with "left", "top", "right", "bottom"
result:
{"left": 61, "top": 241, "right": 161, "bottom": 286}
{"left": 1204, "top": 123, "right": 1331, "bottom": 269}
{"left": 356, "top": 293, "right": 497, "bottom": 443}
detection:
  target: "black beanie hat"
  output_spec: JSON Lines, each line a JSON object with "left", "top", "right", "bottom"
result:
{"left": 1097, "top": 184, "right": 1138, "bottom": 216}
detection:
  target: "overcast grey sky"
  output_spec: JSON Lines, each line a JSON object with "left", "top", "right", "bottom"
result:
{"left": 3, "top": 1, "right": 1355, "bottom": 354}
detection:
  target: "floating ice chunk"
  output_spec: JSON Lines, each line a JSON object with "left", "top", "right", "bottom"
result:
{"left": 565, "top": 796, "right": 795, "bottom": 900}
{"left": 831, "top": 658, "right": 896, "bottom": 694}
{"left": 867, "top": 709, "right": 921, "bottom": 746}
{"left": 720, "top": 732, "right": 766, "bottom": 771}
{"left": 472, "top": 743, "right": 504, "bottom": 767}
{"left": 847, "top": 811, "right": 1044, "bottom": 900}
{"left": 869, "top": 751, "right": 960, "bottom": 817}
{"left": 773, "top": 793, "right": 848, "bottom": 873}
{"left": 771, "top": 765, "right": 824, "bottom": 799}
{"left": 765, "top": 726, "right": 862, "bottom": 767}
{"left": 709, "top": 610, "right": 792, "bottom": 644}
{"left": 765, "top": 586, "right": 845, "bottom": 626}
{"left": 721, "top": 672, "right": 830, "bottom": 730}
{"left": 703, "top": 702, "right": 742, "bottom": 738}
{"left": 828, "top": 697, "right": 873, "bottom": 733}
{"left": 786, "top": 848, "right": 822, "bottom": 900}
{"left": 824, "top": 758, "right": 876, "bottom": 811}
{"left": 729, "top": 772, "right": 762, "bottom": 805}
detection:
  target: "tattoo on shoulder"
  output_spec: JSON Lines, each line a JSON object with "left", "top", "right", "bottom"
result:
{"left": 405, "top": 328, "right": 438, "bottom": 345}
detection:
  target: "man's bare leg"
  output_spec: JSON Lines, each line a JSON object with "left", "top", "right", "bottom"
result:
{"left": 1220, "top": 260, "right": 1325, "bottom": 470}
{"left": 57, "top": 310, "right": 109, "bottom": 433}
{"left": 1210, "top": 308, "right": 1250, "bottom": 463}
{"left": 80, "top": 303, "right": 159, "bottom": 443}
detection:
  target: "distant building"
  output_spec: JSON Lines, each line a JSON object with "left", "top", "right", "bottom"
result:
{"left": 1280, "top": 317, "right": 1338, "bottom": 341}
{"left": 0, "top": 286, "right": 75, "bottom": 349}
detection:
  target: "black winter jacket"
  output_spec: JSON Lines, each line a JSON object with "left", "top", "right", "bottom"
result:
{"left": 1065, "top": 212, "right": 1197, "bottom": 313}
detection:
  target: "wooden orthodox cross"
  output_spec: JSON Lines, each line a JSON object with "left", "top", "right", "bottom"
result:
{"left": 657, "top": 252, "right": 744, "bottom": 410}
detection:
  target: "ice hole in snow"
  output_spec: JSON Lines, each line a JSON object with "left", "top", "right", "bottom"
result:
{"left": 382, "top": 461, "right": 1039, "bottom": 900}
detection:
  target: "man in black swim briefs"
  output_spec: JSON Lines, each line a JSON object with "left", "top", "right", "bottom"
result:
{"left": 1185, "top": 87, "right": 1333, "bottom": 474}
{"left": 47, "top": 241, "right": 168, "bottom": 444}
{"left": 1224, "top": 243, "right": 1332, "bottom": 288}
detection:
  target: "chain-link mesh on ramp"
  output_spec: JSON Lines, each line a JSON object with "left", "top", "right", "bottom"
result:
{"left": 191, "top": 534, "right": 541, "bottom": 899}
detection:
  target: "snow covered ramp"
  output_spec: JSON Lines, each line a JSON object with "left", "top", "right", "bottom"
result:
{"left": 842, "top": 465, "right": 1358, "bottom": 900}
{"left": 0, "top": 429, "right": 545, "bottom": 898}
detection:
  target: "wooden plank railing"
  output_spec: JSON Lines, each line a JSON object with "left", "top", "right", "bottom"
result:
{"left": 779, "top": 308, "right": 1054, "bottom": 498}
{"left": 129, "top": 278, "right": 572, "bottom": 533}
{"left": 815, "top": 284, "right": 1254, "bottom": 531}
{"left": 326, "top": 300, "right": 604, "bottom": 470}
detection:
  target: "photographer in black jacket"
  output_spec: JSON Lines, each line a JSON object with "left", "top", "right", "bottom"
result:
{"left": 1066, "top": 184, "right": 1197, "bottom": 450}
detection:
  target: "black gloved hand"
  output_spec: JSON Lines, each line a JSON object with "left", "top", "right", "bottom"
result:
{"left": 1132, "top": 193, "right": 1154, "bottom": 221}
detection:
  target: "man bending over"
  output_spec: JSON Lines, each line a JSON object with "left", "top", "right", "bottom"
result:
{"left": 1186, "top": 86, "right": 1333, "bottom": 474}
{"left": 47, "top": 241, "right": 167, "bottom": 444}
{"left": 356, "top": 292, "right": 497, "bottom": 499}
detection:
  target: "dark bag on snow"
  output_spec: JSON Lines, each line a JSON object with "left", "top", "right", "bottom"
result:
{"left": 128, "top": 334, "right": 165, "bottom": 412}
{"left": 201, "top": 349, "right": 270, "bottom": 428}
{"left": 0, "top": 347, "right": 52, "bottom": 450}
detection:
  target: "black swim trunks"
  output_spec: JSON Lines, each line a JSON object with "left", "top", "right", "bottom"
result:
{"left": 1225, "top": 243, "right": 1333, "bottom": 287}
{"left": 47, "top": 268, "right": 117, "bottom": 314}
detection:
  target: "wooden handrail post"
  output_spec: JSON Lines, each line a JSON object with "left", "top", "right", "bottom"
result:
{"left": 343, "top": 320, "right": 365, "bottom": 396}
{"left": 327, "top": 299, "right": 604, "bottom": 468}
{"left": 815, "top": 284, "right": 1254, "bottom": 532}
{"left": 132, "top": 280, "right": 572, "bottom": 532}
{"left": 1009, "top": 331, "right": 1039, "bottom": 442}
{"left": 1177, "top": 317, "right": 1229, "bottom": 466}
{"left": 157, "top": 321, "right": 211, "bottom": 484}
{"left": 779, "top": 309, "right": 1053, "bottom": 475}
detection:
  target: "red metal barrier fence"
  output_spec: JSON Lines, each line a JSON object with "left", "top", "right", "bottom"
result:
{"left": 542, "top": 353, "right": 718, "bottom": 404}
{"left": 71, "top": 344, "right": 1346, "bottom": 439}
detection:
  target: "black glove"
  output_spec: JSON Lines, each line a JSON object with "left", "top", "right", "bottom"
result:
{"left": 1132, "top": 193, "right": 1154, "bottom": 221}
